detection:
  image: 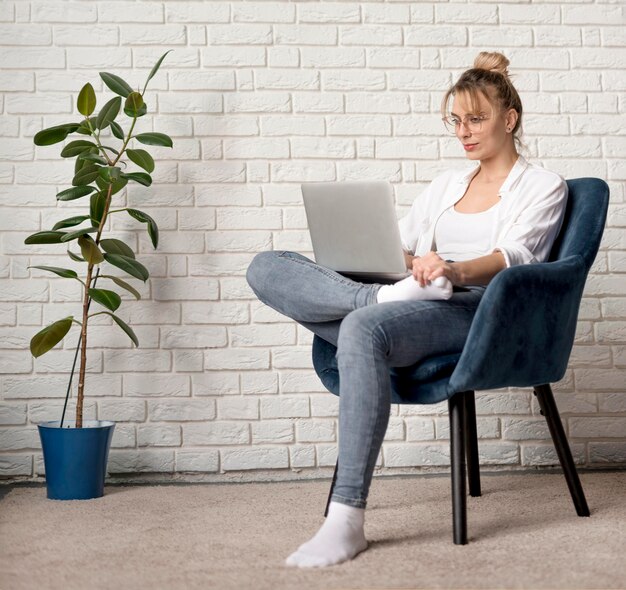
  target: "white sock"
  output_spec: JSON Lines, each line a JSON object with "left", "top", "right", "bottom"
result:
{"left": 284, "top": 501, "right": 368, "bottom": 568}
{"left": 377, "top": 275, "right": 453, "bottom": 303}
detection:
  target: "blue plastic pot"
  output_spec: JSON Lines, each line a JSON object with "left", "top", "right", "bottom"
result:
{"left": 37, "top": 420, "right": 115, "bottom": 500}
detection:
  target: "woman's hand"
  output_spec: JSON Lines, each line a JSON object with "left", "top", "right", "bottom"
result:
{"left": 411, "top": 251, "right": 461, "bottom": 287}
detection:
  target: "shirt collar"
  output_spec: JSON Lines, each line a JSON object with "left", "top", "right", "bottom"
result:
{"left": 457, "top": 154, "right": 529, "bottom": 197}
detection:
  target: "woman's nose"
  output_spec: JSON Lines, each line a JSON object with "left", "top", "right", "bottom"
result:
{"left": 458, "top": 123, "right": 471, "bottom": 138}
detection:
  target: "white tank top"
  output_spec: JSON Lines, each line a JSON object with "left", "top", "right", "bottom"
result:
{"left": 433, "top": 201, "right": 501, "bottom": 262}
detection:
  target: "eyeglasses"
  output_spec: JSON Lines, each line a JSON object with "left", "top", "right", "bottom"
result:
{"left": 442, "top": 114, "right": 492, "bottom": 135}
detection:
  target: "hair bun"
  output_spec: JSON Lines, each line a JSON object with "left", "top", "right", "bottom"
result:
{"left": 473, "top": 51, "right": 510, "bottom": 77}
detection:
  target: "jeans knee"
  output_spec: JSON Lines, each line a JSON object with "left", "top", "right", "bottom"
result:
{"left": 246, "top": 250, "right": 278, "bottom": 295}
{"left": 337, "top": 308, "right": 387, "bottom": 356}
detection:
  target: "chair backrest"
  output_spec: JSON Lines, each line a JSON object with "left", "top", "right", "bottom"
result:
{"left": 548, "top": 178, "right": 610, "bottom": 270}
{"left": 447, "top": 176, "right": 611, "bottom": 394}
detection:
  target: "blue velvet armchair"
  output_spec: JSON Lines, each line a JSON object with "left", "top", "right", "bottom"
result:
{"left": 312, "top": 177, "right": 610, "bottom": 545}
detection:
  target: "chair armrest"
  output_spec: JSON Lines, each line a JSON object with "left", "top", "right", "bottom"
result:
{"left": 448, "top": 254, "right": 588, "bottom": 394}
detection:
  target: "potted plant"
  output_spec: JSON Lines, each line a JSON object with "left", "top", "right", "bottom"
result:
{"left": 25, "top": 51, "right": 174, "bottom": 500}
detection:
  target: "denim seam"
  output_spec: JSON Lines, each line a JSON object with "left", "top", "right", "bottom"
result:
{"left": 366, "top": 284, "right": 382, "bottom": 306}
{"left": 335, "top": 325, "right": 388, "bottom": 508}
{"left": 278, "top": 251, "right": 356, "bottom": 287}
{"left": 330, "top": 493, "right": 367, "bottom": 508}
{"left": 353, "top": 283, "right": 376, "bottom": 310}
{"left": 363, "top": 330, "right": 384, "bottom": 505}
{"left": 369, "top": 326, "right": 391, "bottom": 503}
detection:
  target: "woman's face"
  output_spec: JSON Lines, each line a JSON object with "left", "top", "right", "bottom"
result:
{"left": 450, "top": 90, "right": 516, "bottom": 161}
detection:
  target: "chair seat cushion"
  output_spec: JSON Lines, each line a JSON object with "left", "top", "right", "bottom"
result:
{"left": 312, "top": 335, "right": 461, "bottom": 405}
{"left": 390, "top": 353, "right": 462, "bottom": 404}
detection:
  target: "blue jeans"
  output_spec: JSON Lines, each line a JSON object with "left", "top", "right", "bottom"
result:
{"left": 246, "top": 251, "right": 486, "bottom": 509}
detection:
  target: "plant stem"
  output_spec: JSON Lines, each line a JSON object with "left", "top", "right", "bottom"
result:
{"left": 74, "top": 181, "right": 114, "bottom": 429}
{"left": 75, "top": 265, "right": 93, "bottom": 429}
{"left": 60, "top": 269, "right": 99, "bottom": 429}
{"left": 85, "top": 117, "right": 113, "bottom": 166}
{"left": 95, "top": 184, "right": 115, "bottom": 244}
{"left": 112, "top": 115, "right": 138, "bottom": 167}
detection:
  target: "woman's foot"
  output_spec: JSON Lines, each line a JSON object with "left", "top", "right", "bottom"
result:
{"left": 377, "top": 275, "right": 453, "bottom": 303}
{"left": 285, "top": 501, "right": 368, "bottom": 568}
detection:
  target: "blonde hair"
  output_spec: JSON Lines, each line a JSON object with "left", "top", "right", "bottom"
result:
{"left": 441, "top": 51, "right": 523, "bottom": 146}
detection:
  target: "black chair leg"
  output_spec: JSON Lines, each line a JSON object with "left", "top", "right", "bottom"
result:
{"left": 324, "top": 459, "right": 339, "bottom": 517}
{"left": 464, "top": 390, "right": 481, "bottom": 497}
{"left": 449, "top": 391, "right": 468, "bottom": 544}
{"left": 533, "top": 384, "right": 590, "bottom": 517}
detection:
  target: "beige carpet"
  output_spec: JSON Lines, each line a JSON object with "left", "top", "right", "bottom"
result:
{"left": 1, "top": 470, "right": 625, "bottom": 590}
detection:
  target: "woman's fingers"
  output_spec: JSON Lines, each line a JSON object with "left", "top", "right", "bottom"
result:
{"left": 409, "top": 253, "right": 453, "bottom": 286}
{"left": 411, "top": 252, "right": 447, "bottom": 286}
{"left": 414, "top": 264, "right": 446, "bottom": 286}
{"left": 416, "top": 267, "right": 429, "bottom": 287}
{"left": 428, "top": 268, "right": 441, "bottom": 281}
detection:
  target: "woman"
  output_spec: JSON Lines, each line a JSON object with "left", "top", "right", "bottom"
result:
{"left": 246, "top": 51, "right": 568, "bottom": 568}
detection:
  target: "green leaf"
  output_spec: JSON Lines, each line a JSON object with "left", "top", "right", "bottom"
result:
{"left": 127, "top": 208, "right": 159, "bottom": 249}
{"left": 134, "top": 132, "right": 173, "bottom": 148}
{"left": 104, "top": 253, "right": 149, "bottom": 282}
{"left": 98, "top": 166, "right": 121, "bottom": 184}
{"left": 99, "top": 145, "right": 120, "bottom": 156}
{"left": 74, "top": 149, "right": 92, "bottom": 174}
{"left": 103, "top": 312, "right": 139, "bottom": 346}
{"left": 76, "top": 117, "right": 97, "bottom": 135}
{"left": 99, "top": 72, "right": 133, "bottom": 98}
{"left": 78, "top": 235, "right": 104, "bottom": 264}
{"left": 72, "top": 163, "right": 100, "bottom": 186}
{"left": 77, "top": 83, "right": 97, "bottom": 117}
{"left": 52, "top": 215, "right": 90, "bottom": 230}
{"left": 60, "top": 226, "right": 98, "bottom": 242}
{"left": 60, "top": 140, "right": 97, "bottom": 158}
{"left": 30, "top": 317, "right": 73, "bottom": 358}
{"left": 96, "top": 174, "right": 127, "bottom": 196}
{"left": 120, "top": 171, "right": 152, "bottom": 187}
{"left": 142, "top": 50, "right": 173, "bottom": 95}
{"left": 90, "top": 191, "right": 107, "bottom": 225}
{"left": 67, "top": 249, "right": 85, "bottom": 262}
{"left": 110, "top": 121, "right": 125, "bottom": 140}
{"left": 33, "top": 124, "right": 80, "bottom": 146}
{"left": 126, "top": 102, "right": 147, "bottom": 118}
{"left": 124, "top": 91, "right": 144, "bottom": 118}
{"left": 79, "top": 152, "right": 108, "bottom": 165}
{"left": 56, "top": 185, "right": 97, "bottom": 201}
{"left": 107, "top": 276, "right": 141, "bottom": 300}
{"left": 100, "top": 238, "right": 135, "bottom": 259}
{"left": 126, "top": 148, "right": 154, "bottom": 173}
{"left": 28, "top": 265, "right": 78, "bottom": 279}
{"left": 96, "top": 96, "right": 122, "bottom": 130}
{"left": 24, "top": 231, "right": 66, "bottom": 244}
{"left": 89, "top": 288, "right": 121, "bottom": 312}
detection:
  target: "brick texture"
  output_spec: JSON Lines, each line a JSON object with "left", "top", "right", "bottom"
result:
{"left": 1, "top": 1, "right": 625, "bottom": 481}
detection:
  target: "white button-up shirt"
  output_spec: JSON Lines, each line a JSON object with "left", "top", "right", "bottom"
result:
{"left": 398, "top": 154, "right": 569, "bottom": 268}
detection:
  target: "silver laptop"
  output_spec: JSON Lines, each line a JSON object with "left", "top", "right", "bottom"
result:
{"left": 301, "top": 180, "right": 411, "bottom": 283}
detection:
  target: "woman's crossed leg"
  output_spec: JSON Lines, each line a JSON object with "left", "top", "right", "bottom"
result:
{"left": 246, "top": 251, "right": 485, "bottom": 567}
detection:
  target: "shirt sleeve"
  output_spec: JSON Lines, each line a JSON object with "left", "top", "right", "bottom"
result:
{"left": 397, "top": 181, "right": 433, "bottom": 254}
{"left": 492, "top": 174, "right": 568, "bottom": 268}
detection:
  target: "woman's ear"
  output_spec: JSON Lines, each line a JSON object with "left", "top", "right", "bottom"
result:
{"left": 505, "top": 108, "right": 518, "bottom": 132}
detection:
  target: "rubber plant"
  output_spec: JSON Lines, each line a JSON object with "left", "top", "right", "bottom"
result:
{"left": 25, "top": 51, "right": 173, "bottom": 428}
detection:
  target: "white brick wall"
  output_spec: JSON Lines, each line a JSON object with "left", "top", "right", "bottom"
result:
{"left": 1, "top": 1, "right": 625, "bottom": 482}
